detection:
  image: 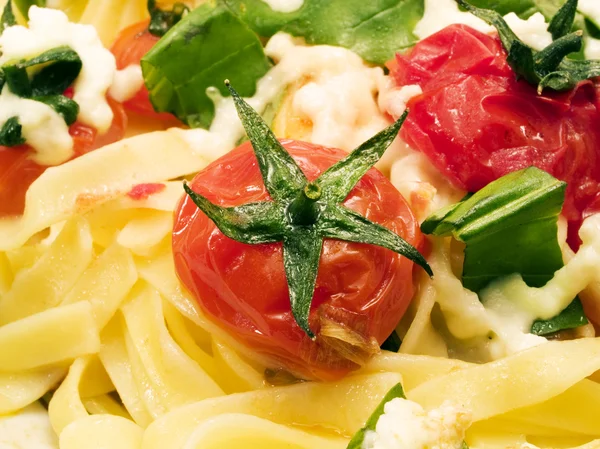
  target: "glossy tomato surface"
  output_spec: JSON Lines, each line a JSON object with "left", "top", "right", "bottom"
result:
{"left": 111, "top": 20, "right": 174, "bottom": 120}
{"left": 389, "top": 24, "right": 600, "bottom": 249}
{"left": 0, "top": 97, "right": 127, "bottom": 217}
{"left": 173, "top": 140, "right": 423, "bottom": 381}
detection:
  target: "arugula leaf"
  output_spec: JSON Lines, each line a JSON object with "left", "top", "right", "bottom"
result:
{"left": 0, "top": 116, "right": 25, "bottom": 147}
{"left": 0, "top": 1, "right": 17, "bottom": 34}
{"left": 141, "top": 3, "right": 272, "bottom": 128}
{"left": 222, "top": 0, "right": 425, "bottom": 65}
{"left": 422, "top": 167, "right": 588, "bottom": 335}
{"left": 13, "top": 0, "right": 45, "bottom": 19}
{"left": 347, "top": 383, "right": 407, "bottom": 449}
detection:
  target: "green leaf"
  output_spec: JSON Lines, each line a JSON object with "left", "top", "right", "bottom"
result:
{"left": 380, "top": 330, "right": 402, "bottom": 352}
{"left": 13, "top": 0, "right": 44, "bottom": 19}
{"left": 141, "top": 3, "right": 272, "bottom": 128}
{"left": 422, "top": 167, "right": 587, "bottom": 334}
{"left": 346, "top": 383, "right": 407, "bottom": 449}
{"left": 183, "top": 183, "right": 285, "bottom": 244}
{"left": 283, "top": 228, "right": 323, "bottom": 338}
{"left": 32, "top": 95, "right": 79, "bottom": 126}
{"left": 227, "top": 82, "right": 307, "bottom": 202}
{"left": 147, "top": 0, "right": 189, "bottom": 37}
{"left": 320, "top": 204, "right": 433, "bottom": 277}
{"left": 318, "top": 112, "right": 408, "bottom": 203}
{"left": 457, "top": 0, "right": 599, "bottom": 92}
{"left": 222, "top": 0, "right": 425, "bottom": 65}
{"left": 0, "top": 1, "right": 17, "bottom": 34}
{"left": 0, "top": 116, "right": 25, "bottom": 147}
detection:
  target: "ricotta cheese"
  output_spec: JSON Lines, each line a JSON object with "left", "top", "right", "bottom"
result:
{"left": 0, "top": 6, "right": 116, "bottom": 133}
{"left": 362, "top": 399, "right": 471, "bottom": 449}
{"left": 416, "top": 0, "right": 552, "bottom": 51}
{"left": 578, "top": 0, "right": 600, "bottom": 26}
{"left": 109, "top": 65, "right": 145, "bottom": 103}
{"left": 259, "top": 0, "right": 304, "bottom": 13}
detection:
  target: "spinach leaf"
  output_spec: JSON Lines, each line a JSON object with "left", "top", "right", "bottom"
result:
{"left": 422, "top": 167, "right": 588, "bottom": 335}
{"left": 347, "top": 383, "right": 407, "bottom": 449}
{"left": 0, "top": 116, "right": 25, "bottom": 147}
{"left": 13, "top": 0, "right": 45, "bottom": 19}
{"left": 0, "top": 1, "right": 17, "bottom": 34}
{"left": 141, "top": 3, "right": 272, "bottom": 128}
{"left": 222, "top": 0, "right": 425, "bottom": 65}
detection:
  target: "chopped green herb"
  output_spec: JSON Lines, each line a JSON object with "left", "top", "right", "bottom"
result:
{"left": 223, "top": 0, "right": 425, "bottom": 65}
{"left": 141, "top": 3, "right": 272, "bottom": 128}
{"left": 422, "top": 167, "right": 588, "bottom": 335}
{"left": 457, "top": 0, "right": 600, "bottom": 93}
{"left": 0, "top": 1, "right": 17, "bottom": 34}
{"left": 184, "top": 82, "right": 431, "bottom": 338}
{"left": 0, "top": 116, "right": 25, "bottom": 147}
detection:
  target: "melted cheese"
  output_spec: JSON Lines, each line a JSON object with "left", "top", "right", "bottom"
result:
{"left": 0, "top": 6, "right": 116, "bottom": 133}
{"left": 109, "top": 65, "right": 144, "bottom": 103}
{"left": 362, "top": 399, "right": 471, "bottom": 449}
{"left": 259, "top": 0, "right": 304, "bottom": 13}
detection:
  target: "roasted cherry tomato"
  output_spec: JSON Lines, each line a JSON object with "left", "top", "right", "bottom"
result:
{"left": 388, "top": 24, "right": 600, "bottom": 249}
{"left": 0, "top": 97, "right": 127, "bottom": 217}
{"left": 173, "top": 139, "right": 423, "bottom": 381}
{"left": 111, "top": 19, "right": 173, "bottom": 120}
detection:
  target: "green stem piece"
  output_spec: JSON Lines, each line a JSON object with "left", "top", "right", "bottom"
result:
{"left": 147, "top": 0, "right": 189, "bottom": 37}
{"left": 184, "top": 82, "right": 432, "bottom": 338}
{"left": 457, "top": 0, "right": 600, "bottom": 93}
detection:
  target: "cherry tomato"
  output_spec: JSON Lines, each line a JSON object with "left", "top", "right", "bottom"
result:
{"left": 388, "top": 24, "right": 600, "bottom": 249}
{"left": 172, "top": 140, "right": 423, "bottom": 381}
{"left": 0, "top": 97, "right": 127, "bottom": 217}
{"left": 111, "top": 19, "right": 174, "bottom": 121}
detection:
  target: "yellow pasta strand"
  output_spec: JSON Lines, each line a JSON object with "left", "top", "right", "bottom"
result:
{"left": 83, "top": 395, "right": 131, "bottom": 420}
{"left": 211, "top": 339, "right": 266, "bottom": 393}
{"left": 0, "top": 217, "right": 93, "bottom": 325}
{"left": 0, "top": 367, "right": 66, "bottom": 414}
{"left": 60, "top": 414, "right": 144, "bottom": 449}
{"left": 0, "top": 301, "right": 100, "bottom": 372}
{"left": 117, "top": 211, "right": 173, "bottom": 256}
{"left": 0, "top": 252, "right": 13, "bottom": 295}
{"left": 408, "top": 339, "right": 600, "bottom": 421}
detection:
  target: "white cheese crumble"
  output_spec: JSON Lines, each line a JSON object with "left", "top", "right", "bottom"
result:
{"left": 0, "top": 6, "right": 116, "bottom": 133}
{"left": 362, "top": 399, "right": 471, "bottom": 449}
{"left": 0, "top": 403, "right": 58, "bottom": 449}
{"left": 415, "top": 0, "right": 552, "bottom": 51}
{"left": 0, "top": 87, "right": 73, "bottom": 165}
{"left": 109, "top": 65, "right": 145, "bottom": 103}
{"left": 585, "top": 37, "right": 600, "bottom": 60}
{"left": 578, "top": 0, "right": 600, "bottom": 27}
{"left": 259, "top": 0, "right": 304, "bottom": 13}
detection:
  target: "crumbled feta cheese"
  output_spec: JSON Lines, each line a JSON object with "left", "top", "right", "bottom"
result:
{"left": 109, "top": 65, "right": 145, "bottom": 103}
{"left": 259, "top": 0, "right": 304, "bottom": 13}
{"left": 0, "top": 6, "right": 116, "bottom": 133}
{"left": 0, "top": 86, "right": 73, "bottom": 165}
{"left": 362, "top": 398, "right": 471, "bottom": 449}
{"left": 503, "top": 13, "right": 552, "bottom": 51}
{"left": 378, "top": 84, "right": 422, "bottom": 120}
{"left": 578, "top": 0, "right": 600, "bottom": 27}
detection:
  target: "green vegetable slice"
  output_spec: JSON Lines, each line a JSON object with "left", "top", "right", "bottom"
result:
{"left": 422, "top": 167, "right": 588, "bottom": 335}
{"left": 141, "top": 3, "right": 272, "bottom": 128}
{"left": 183, "top": 83, "right": 431, "bottom": 338}
{"left": 457, "top": 0, "right": 600, "bottom": 93}
{"left": 222, "top": 0, "right": 424, "bottom": 65}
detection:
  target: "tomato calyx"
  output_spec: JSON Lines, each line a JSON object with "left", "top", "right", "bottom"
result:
{"left": 147, "top": 0, "right": 189, "bottom": 37}
{"left": 183, "top": 81, "right": 432, "bottom": 339}
{"left": 458, "top": 0, "right": 600, "bottom": 93}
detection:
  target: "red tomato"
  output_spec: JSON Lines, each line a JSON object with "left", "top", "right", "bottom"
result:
{"left": 111, "top": 20, "right": 174, "bottom": 121}
{"left": 388, "top": 24, "right": 600, "bottom": 249}
{"left": 172, "top": 140, "right": 423, "bottom": 381}
{"left": 0, "top": 97, "right": 127, "bottom": 217}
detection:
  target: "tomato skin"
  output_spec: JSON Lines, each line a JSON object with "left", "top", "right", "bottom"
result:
{"left": 389, "top": 24, "right": 600, "bottom": 249}
{"left": 111, "top": 20, "right": 174, "bottom": 121}
{"left": 172, "top": 140, "right": 423, "bottom": 381}
{"left": 0, "top": 97, "right": 127, "bottom": 217}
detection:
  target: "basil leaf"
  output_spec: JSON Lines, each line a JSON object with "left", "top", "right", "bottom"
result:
{"left": 13, "top": 0, "right": 45, "bottom": 19}
{"left": 380, "top": 330, "right": 402, "bottom": 352}
{"left": 347, "top": 383, "right": 407, "bottom": 449}
{"left": 0, "top": 116, "right": 25, "bottom": 147}
{"left": 0, "top": 1, "right": 17, "bottom": 34}
{"left": 141, "top": 3, "right": 271, "bottom": 128}
{"left": 223, "top": 0, "right": 424, "bottom": 65}
{"left": 422, "top": 167, "right": 587, "bottom": 335}
{"left": 33, "top": 95, "right": 79, "bottom": 125}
